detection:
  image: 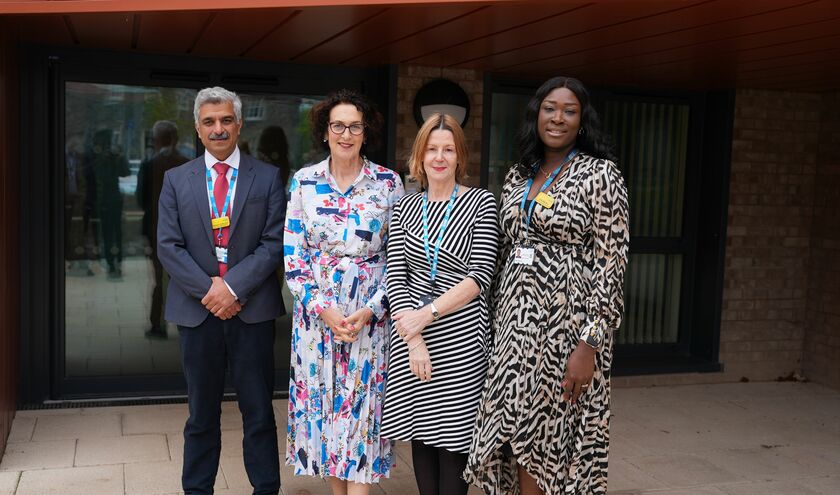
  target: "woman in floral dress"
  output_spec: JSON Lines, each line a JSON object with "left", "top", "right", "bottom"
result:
{"left": 283, "top": 89, "right": 404, "bottom": 494}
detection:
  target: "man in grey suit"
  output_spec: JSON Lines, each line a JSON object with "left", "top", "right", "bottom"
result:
{"left": 157, "top": 87, "right": 285, "bottom": 495}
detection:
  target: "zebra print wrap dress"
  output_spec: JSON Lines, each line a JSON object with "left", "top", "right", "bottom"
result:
{"left": 465, "top": 153, "right": 629, "bottom": 494}
{"left": 381, "top": 188, "right": 499, "bottom": 453}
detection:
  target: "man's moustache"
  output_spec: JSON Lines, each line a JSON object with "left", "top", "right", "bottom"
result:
{"left": 209, "top": 131, "right": 230, "bottom": 140}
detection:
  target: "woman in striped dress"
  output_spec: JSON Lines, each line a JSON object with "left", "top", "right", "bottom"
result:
{"left": 381, "top": 113, "right": 499, "bottom": 495}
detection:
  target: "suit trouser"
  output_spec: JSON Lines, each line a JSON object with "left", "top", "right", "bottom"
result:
{"left": 179, "top": 316, "right": 280, "bottom": 495}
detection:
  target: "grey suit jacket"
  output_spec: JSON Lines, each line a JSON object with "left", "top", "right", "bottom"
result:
{"left": 157, "top": 153, "right": 286, "bottom": 327}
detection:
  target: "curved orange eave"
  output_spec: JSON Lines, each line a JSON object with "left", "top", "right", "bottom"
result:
{"left": 1, "top": 0, "right": 515, "bottom": 15}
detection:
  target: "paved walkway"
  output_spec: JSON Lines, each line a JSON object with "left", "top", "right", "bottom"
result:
{"left": 1, "top": 382, "right": 838, "bottom": 494}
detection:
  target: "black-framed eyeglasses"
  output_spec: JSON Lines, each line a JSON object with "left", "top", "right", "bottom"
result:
{"left": 329, "top": 122, "right": 365, "bottom": 135}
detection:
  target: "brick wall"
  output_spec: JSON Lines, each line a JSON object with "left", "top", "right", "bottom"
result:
{"left": 393, "top": 65, "right": 483, "bottom": 186}
{"left": 617, "top": 89, "right": 833, "bottom": 389}
{"left": 718, "top": 90, "right": 821, "bottom": 382}
{"left": 804, "top": 92, "right": 840, "bottom": 389}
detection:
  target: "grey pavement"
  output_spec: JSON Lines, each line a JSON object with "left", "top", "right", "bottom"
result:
{"left": 1, "top": 382, "right": 838, "bottom": 494}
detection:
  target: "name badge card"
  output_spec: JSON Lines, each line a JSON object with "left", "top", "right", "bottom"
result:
{"left": 513, "top": 246, "right": 535, "bottom": 265}
{"left": 215, "top": 246, "right": 228, "bottom": 264}
{"left": 417, "top": 293, "right": 435, "bottom": 309}
{"left": 211, "top": 216, "right": 230, "bottom": 229}
{"left": 534, "top": 192, "right": 555, "bottom": 209}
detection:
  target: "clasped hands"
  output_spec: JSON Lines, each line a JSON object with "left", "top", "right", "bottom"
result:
{"left": 320, "top": 307, "right": 374, "bottom": 343}
{"left": 201, "top": 276, "right": 241, "bottom": 320}
{"left": 393, "top": 308, "right": 435, "bottom": 382}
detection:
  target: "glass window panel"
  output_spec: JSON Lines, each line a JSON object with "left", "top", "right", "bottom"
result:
{"left": 64, "top": 82, "right": 322, "bottom": 379}
{"left": 486, "top": 92, "right": 531, "bottom": 198}
{"left": 602, "top": 100, "right": 689, "bottom": 238}
{"left": 617, "top": 253, "right": 682, "bottom": 345}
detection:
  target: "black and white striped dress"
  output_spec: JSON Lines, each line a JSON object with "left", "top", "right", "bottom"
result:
{"left": 381, "top": 187, "right": 499, "bottom": 453}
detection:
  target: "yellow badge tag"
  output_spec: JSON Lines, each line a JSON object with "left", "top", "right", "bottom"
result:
{"left": 211, "top": 216, "right": 230, "bottom": 229}
{"left": 534, "top": 192, "right": 555, "bottom": 209}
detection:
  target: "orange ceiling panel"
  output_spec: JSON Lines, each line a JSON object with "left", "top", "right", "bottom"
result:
{"left": 64, "top": 12, "right": 135, "bottom": 50}
{"left": 244, "top": 5, "right": 391, "bottom": 61}
{"left": 135, "top": 11, "right": 216, "bottom": 53}
{"left": 189, "top": 8, "right": 298, "bottom": 58}
{"left": 11, "top": 15, "right": 74, "bottom": 45}
{"left": 2, "top": 0, "right": 839, "bottom": 91}
{"left": 0, "top": 0, "right": 513, "bottom": 14}
{"left": 405, "top": 0, "right": 695, "bottom": 68}
{"left": 291, "top": 3, "right": 484, "bottom": 64}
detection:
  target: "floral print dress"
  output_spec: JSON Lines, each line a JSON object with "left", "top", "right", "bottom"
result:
{"left": 284, "top": 157, "right": 404, "bottom": 483}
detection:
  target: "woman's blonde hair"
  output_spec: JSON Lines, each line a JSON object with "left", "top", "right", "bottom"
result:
{"left": 407, "top": 113, "right": 469, "bottom": 188}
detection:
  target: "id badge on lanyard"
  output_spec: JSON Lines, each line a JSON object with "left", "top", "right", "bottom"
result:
{"left": 206, "top": 167, "right": 238, "bottom": 246}
{"left": 516, "top": 149, "right": 578, "bottom": 266}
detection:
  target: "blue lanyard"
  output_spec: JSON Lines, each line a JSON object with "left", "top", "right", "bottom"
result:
{"left": 205, "top": 167, "right": 238, "bottom": 240}
{"left": 520, "top": 149, "right": 578, "bottom": 238}
{"left": 422, "top": 183, "right": 459, "bottom": 288}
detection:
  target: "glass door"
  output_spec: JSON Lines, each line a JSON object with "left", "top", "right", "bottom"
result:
{"left": 61, "top": 81, "right": 323, "bottom": 395}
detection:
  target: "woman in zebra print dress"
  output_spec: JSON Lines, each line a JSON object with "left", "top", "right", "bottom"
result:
{"left": 465, "top": 77, "right": 630, "bottom": 494}
{"left": 382, "top": 113, "right": 499, "bottom": 495}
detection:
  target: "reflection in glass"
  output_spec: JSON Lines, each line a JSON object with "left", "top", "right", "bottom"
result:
{"left": 487, "top": 92, "right": 531, "bottom": 198}
{"left": 64, "top": 84, "right": 323, "bottom": 383}
{"left": 602, "top": 100, "right": 689, "bottom": 238}
{"left": 65, "top": 83, "right": 197, "bottom": 378}
{"left": 236, "top": 93, "right": 325, "bottom": 372}
{"left": 617, "top": 254, "right": 682, "bottom": 345}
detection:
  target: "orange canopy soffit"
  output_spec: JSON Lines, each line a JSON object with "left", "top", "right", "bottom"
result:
{"left": 2, "top": 0, "right": 523, "bottom": 14}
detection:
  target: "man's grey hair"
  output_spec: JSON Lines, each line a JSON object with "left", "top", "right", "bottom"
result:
{"left": 194, "top": 87, "right": 242, "bottom": 124}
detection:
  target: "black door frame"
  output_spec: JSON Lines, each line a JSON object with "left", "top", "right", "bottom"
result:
{"left": 480, "top": 74, "right": 732, "bottom": 375}
{"left": 19, "top": 44, "right": 393, "bottom": 403}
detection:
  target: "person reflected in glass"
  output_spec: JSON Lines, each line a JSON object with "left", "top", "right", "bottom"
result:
{"left": 381, "top": 113, "right": 499, "bottom": 495}
{"left": 89, "top": 128, "right": 131, "bottom": 280}
{"left": 284, "top": 89, "right": 404, "bottom": 495}
{"left": 256, "top": 125, "right": 292, "bottom": 288}
{"left": 64, "top": 135, "right": 92, "bottom": 276}
{"left": 256, "top": 125, "right": 291, "bottom": 188}
{"left": 136, "top": 120, "right": 189, "bottom": 338}
{"left": 465, "top": 76, "right": 630, "bottom": 494}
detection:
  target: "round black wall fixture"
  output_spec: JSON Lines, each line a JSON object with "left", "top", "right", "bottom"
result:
{"left": 413, "top": 79, "right": 471, "bottom": 127}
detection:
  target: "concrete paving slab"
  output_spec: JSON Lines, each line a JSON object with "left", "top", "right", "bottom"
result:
{"left": 634, "top": 487, "right": 729, "bottom": 494}
{"left": 0, "top": 471, "right": 19, "bottom": 495}
{"left": 627, "top": 453, "right": 744, "bottom": 487}
{"left": 0, "top": 440, "right": 76, "bottom": 471}
{"left": 124, "top": 459, "right": 225, "bottom": 495}
{"left": 797, "top": 475, "right": 840, "bottom": 494}
{"left": 2, "top": 382, "right": 838, "bottom": 495}
{"left": 715, "top": 479, "right": 825, "bottom": 494}
{"left": 6, "top": 417, "right": 35, "bottom": 443}
{"left": 166, "top": 433, "right": 183, "bottom": 461}
{"left": 123, "top": 407, "right": 189, "bottom": 435}
{"left": 14, "top": 408, "right": 81, "bottom": 418}
{"left": 32, "top": 412, "right": 122, "bottom": 441}
{"left": 608, "top": 458, "right": 668, "bottom": 492}
{"left": 15, "top": 465, "right": 124, "bottom": 495}
{"left": 76, "top": 434, "right": 170, "bottom": 466}
{"left": 695, "top": 446, "right": 836, "bottom": 482}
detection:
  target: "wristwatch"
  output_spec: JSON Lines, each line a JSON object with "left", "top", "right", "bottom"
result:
{"left": 429, "top": 302, "right": 441, "bottom": 321}
{"left": 580, "top": 318, "right": 605, "bottom": 349}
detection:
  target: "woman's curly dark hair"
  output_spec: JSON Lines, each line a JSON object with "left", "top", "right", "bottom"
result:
{"left": 515, "top": 76, "right": 616, "bottom": 177}
{"left": 310, "top": 89, "right": 383, "bottom": 157}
